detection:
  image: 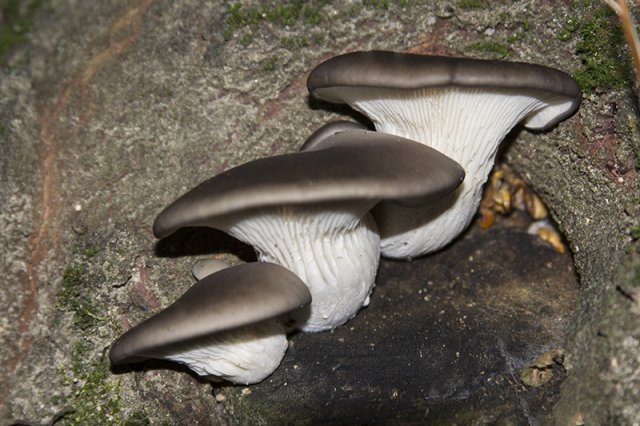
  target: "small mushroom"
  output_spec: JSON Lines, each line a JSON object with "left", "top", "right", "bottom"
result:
{"left": 110, "top": 262, "right": 311, "bottom": 384}
{"left": 153, "top": 129, "right": 463, "bottom": 331}
{"left": 300, "top": 120, "right": 367, "bottom": 151}
{"left": 308, "top": 50, "right": 581, "bottom": 259}
{"left": 191, "top": 258, "right": 230, "bottom": 280}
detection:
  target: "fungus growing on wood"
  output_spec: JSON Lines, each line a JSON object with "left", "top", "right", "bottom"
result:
{"left": 110, "top": 262, "right": 311, "bottom": 384}
{"left": 308, "top": 50, "right": 581, "bottom": 259}
{"left": 153, "top": 129, "right": 463, "bottom": 331}
{"left": 300, "top": 120, "right": 367, "bottom": 151}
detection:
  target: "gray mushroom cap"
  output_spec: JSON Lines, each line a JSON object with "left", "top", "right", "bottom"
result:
{"left": 307, "top": 50, "right": 582, "bottom": 130}
{"left": 191, "top": 258, "right": 230, "bottom": 281}
{"left": 109, "top": 262, "right": 311, "bottom": 366}
{"left": 153, "top": 129, "right": 465, "bottom": 238}
{"left": 300, "top": 120, "right": 368, "bottom": 151}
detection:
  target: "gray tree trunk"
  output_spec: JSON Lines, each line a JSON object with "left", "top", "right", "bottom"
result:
{"left": 1, "top": 1, "right": 638, "bottom": 424}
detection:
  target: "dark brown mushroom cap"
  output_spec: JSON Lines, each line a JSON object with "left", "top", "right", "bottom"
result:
{"left": 109, "top": 262, "right": 311, "bottom": 366}
{"left": 307, "top": 50, "right": 582, "bottom": 129}
{"left": 300, "top": 120, "right": 368, "bottom": 151}
{"left": 152, "top": 130, "right": 465, "bottom": 238}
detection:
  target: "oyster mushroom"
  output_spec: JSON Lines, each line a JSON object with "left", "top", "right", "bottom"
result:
{"left": 300, "top": 120, "right": 367, "bottom": 151}
{"left": 153, "top": 129, "right": 464, "bottom": 332}
{"left": 308, "top": 50, "right": 581, "bottom": 259}
{"left": 109, "top": 262, "right": 311, "bottom": 384}
{"left": 191, "top": 258, "right": 230, "bottom": 280}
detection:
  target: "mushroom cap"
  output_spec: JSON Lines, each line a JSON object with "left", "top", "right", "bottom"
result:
{"left": 153, "top": 129, "right": 464, "bottom": 238}
{"left": 109, "top": 262, "right": 311, "bottom": 366}
{"left": 300, "top": 120, "right": 368, "bottom": 151}
{"left": 307, "top": 50, "right": 582, "bottom": 130}
{"left": 191, "top": 258, "right": 229, "bottom": 281}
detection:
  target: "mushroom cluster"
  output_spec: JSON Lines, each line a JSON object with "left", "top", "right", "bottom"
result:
{"left": 111, "top": 124, "right": 464, "bottom": 383}
{"left": 110, "top": 50, "right": 580, "bottom": 385}
{"left": 307, "top": 51, "right": 581, "bottom": 259}
{"left": 152, "top": 127, "right": 464, "bottom": 333}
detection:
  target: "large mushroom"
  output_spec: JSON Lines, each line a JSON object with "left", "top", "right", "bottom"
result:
{"left": 307, "top": 50, "right": 582, "bottom": 259}
{"left": 153, "top": 129, "right": 464, "bottom": 332}
{"left": 109, "top": 262, "right": 311, "bottom": 384}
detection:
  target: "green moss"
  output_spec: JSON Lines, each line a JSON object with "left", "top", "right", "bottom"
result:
{"left": 58, "top": 344, "right": 123, "bottom": 425}
{"left": 497, "top": 13, "right": 529, "bottom": 42}
{"left": 300, "top": 4, "right": 324, "bottom": 25}
{"left": 0, "top": 0, "right": 43, "bottom": 63}
{"left": 558, "top": 16, "right": 579, "bottom": 41}
{"left": 240, "top": 32, "right": 253, "bottom": 47}
{"left": 224, "top": 1, "right": 331, "bottom": 42}
{"left": 570, "top": 0, "right": 592, "bottom": 8}
{"left": 312, "top": 31, "right": 325, "bottom": 44}
{"left": 58, "top": 263, "right": 105, "bottom": 330}
{"left": 262, "top": 56, "right": 277, "bottom": 71}
{"left": 634, "top": 263, "right": 640, "bottom": 287}
{"left": 506, "top": 32, "right": 522, "bottom": 43}
{"left": 631, "top": 224, "right": 640, "bottom": 240}
{"left": 573, "top": 6, "right": 633, "bottom": 93}
{"left": 348, "top": 4, "right": 360, "bottom": 16}
{"left": 83, "top": 246, "right": 99, "bottom": 258}
{"left": 281, "top": 34, "right": 308, "bottom": 49}
{"left": 467, "top": 41, "right": 511, "bottom": 59}
{"left": 456, "top": 0, "right": 486, "bottom": 9}
{"left": 123, "top": 410, "right": 152, "bottom": 426}
{"left": 362, "top": 0, "right": 390, "bottom": 10}
{"left": 55, "top": 277, "right": 130, "bottom": 425}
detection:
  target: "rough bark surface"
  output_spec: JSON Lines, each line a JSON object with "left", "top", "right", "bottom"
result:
{"left": 1, "top": 0, "right": 638, "bottom": 424}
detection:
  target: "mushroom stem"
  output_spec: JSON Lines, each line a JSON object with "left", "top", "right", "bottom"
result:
{"left": 340, "top": 87, "right": 570, "bottom": 258}
{"left": 211, "top": 203, "right": 380, "bottom": 332}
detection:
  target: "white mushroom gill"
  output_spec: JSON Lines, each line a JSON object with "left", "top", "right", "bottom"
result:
{"left": 212, "top": 203, "right": 380, "bottom": 332}
{"left": 322, "top": 86, "right": 573, "bottom": 259}
{"left": 158, "top": 319, "right": 288, "bottom": 385}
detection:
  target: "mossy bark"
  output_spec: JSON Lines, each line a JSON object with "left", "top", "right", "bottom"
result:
{"left": 1, "top": 0, "right": 638, "bottom": 424}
